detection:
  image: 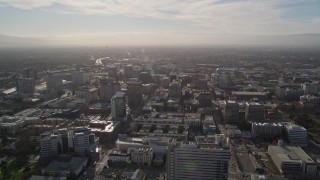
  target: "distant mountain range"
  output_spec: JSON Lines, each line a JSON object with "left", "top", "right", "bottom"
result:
{"left": 1, "top": 33, "right": 320, "bottom": 48}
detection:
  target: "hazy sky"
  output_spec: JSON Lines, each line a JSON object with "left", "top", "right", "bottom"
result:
{"left": 0, "top": 0, "right": 319, "bottom": 37}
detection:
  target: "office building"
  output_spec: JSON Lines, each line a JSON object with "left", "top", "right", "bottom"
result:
{"left": 245, "top": 102, "right": 265, "bottom": 122}
{"left": 251, "top": 122, "right": 283, "bottom": 139}
{"left": 16, "top": 77, "right": 35, "bottom": 94}
{"left": 222, "top": 101, "right": 239, "bottom": 124}
{"left": 111, "top": 92, "right": 127, "bottom": 121}
{"left": 100, "top": 78, "right": 121, "bottom": 100}
{"left": 167, "top": 134, "right": 230, "bottom": 180}
{"left": 75, "top": 87, "right": 98, "bottom": 102}
{"left": 283, "top": 123, "right": 307, "bottom": 147}
{"left": 268, "top": 145, "right": 317, "bottom": 175}
{"left": 40, "top": 127, "right": 99, "bottom": 157}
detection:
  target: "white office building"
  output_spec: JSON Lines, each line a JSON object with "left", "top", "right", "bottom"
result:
{"left": 40, "top": 127, "right": 99, "bottom": 157}
{"left": 167, "top": 134, "right": 230, "bottom": 180}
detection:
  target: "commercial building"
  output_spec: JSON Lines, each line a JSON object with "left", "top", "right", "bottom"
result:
{"left": 251, "top": 122, "right": 283, "bottom": 139}
{"left": 16, "top": 78, "right": 35, "bottom": 94}
{"left": 222, "top": 101, "right": 239, "bottom": 124}
{"left": 111, "top": 91, "right": 127, "bottom": 121}
{"left": 245, "top": 102, "right": 265, "bottom": 122}
{"left": 283, "top": 123, "right": 307, "bottom": 147}
{"left": 166, "top": 134, "right": 230, "bottom": 180}
{"left": 268, "top": 145, "right": 317, "bottom": 175}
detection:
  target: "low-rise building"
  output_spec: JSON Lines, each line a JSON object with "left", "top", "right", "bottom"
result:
{"left": 268, "top": 145, "right": 317, "bottom": 175}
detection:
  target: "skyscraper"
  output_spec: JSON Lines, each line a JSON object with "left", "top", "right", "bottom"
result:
{"left": 111, "top": 91, "right": 127, "bottom": 121}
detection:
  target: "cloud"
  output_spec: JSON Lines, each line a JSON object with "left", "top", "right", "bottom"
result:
{"left": 0, "top": 0, "right": 319, "bottom": 34}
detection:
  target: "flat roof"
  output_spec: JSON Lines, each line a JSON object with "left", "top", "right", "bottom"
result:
{"left": 269, "top": 145, "right": 314, "bottom": 164}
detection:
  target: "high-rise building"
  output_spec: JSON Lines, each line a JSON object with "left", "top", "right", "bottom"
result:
{"left": 127, "top": 81, "right": 143, "bottom": 108}
{"left": 16, "top": 77, "right": 35, "bottom": 94}
{"left": 166, "top": 135, "right": 230, "bottom": 180}
{"left": 99, "top": 78, "right": 121, "bottom": 100}
{"left": 111, "top": 91, "right": 127, "bottom": 121}
{"left": 245, "top": 102, "right": 265, "bottom": 122}
{"left": 222, "top": 101, "right": 239, "bottom": 124}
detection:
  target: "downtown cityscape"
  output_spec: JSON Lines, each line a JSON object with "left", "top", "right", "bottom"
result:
{"left": 1, "top": 1, "right": 320, "bottom": 180}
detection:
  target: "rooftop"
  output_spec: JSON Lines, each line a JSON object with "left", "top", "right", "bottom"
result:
{"left": 268, "top": 145, "right": 314, "bottom": 164}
